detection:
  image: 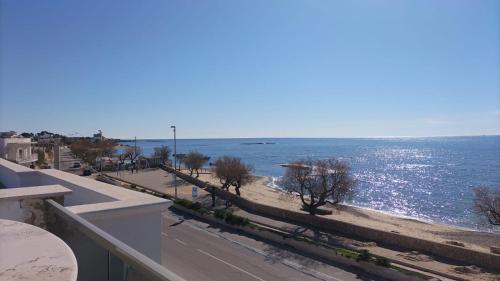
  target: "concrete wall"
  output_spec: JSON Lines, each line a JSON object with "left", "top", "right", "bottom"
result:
{"left": 77, "top": 204, "right": 166, "bottom": 263}
{"left": 0, "top": 159, "right": 114, "bottom": 205}
{"left": 0, "top": 159, "right": 172, "bottom": 264}
{"left": 0, "top": 185, "right": 70, "bottom": 227}
{"left": 0, "top": 159, "right": 31, "bottom": 187}
{"left": 37, "top": 172, "right": 114, "bottom": 206}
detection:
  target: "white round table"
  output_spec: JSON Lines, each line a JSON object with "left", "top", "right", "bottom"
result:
{"left": 0, "top": 219, "right": 78, "bottom": 281}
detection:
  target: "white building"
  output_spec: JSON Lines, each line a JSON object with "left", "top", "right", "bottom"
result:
{"left": 0, "top": 136, "right": 37, "bottom": 166}
{"left": 0, "top": 158, "right": 183, "bottom": 281}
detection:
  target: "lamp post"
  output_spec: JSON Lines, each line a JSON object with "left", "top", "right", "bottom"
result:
{"left": 170, "top": 125, "right": 177, "bottom": 198}
{"left": 99, "top": 130, "right": 103, "bottom": 175}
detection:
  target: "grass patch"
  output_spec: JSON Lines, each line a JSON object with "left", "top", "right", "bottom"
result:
{"left": 335, "top": 248, "right": 361, "bottom": 260}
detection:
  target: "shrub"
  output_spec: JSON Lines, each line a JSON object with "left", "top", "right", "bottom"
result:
{"left": 175, "top": 198, "right": 210, "bottom": 215}
{"left": 224, "top": 213, "right": 249, "bottom": 226}
{"left": 356, "top": 249, "right": 371, "bottom": 262}
{"left": 214, "top": 209, "right": 228, "bottom": 220}
{"left": 198, "top": 207, "right": 210, "bottom": 215}
{"left": 174, "top": 198, "right": 193, "bottom": 208}
{"left": 191, "top": 202, "right": 202, "bottom": 211}
{"left": 375, "top": 256, "right": 391, "bottom": 267}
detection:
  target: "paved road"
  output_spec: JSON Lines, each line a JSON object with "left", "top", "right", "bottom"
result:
{"left": 58, "top": 146, "right": 82, "bottom": 172}
{"left": 162, "top": 209, "right": 381, "bottom": 281}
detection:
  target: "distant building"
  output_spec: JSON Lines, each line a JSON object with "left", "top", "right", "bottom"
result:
{"left": 0, "top": 133, "right": 37, "bottom": 166}
{"left": 0, "top": 131, "right": 16, "bottom": 138}
{"left": 36, "top": 131, "right": 62, "bottom": 146}
{"left": 92, "top": 130, "right": 103, "bottom": 142}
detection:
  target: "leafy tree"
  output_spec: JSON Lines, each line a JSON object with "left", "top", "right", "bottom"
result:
{"left": 184, "top": 151, "right": 208, "bottom": 177}
{"left": 280, "top": 159, "right": 356, "bottom": 215}
{"left": 153, "top": 145, "right": 171, "bottom": 165}
{"left": 213, "top": 156, "right": 253, "bottom": 196}
{"left": 96, "top": 139, "right": 117, "bottom": 158}
{"left": 36, "top": 148, "right": 45, "bottom": 165}
{"left": 69, "top": 139, "right": 116, "bottom": 166}
{"left": 69, "top": 139, "right": 97, "bottom": 165}
{"left": 473, "top": 186, "right": 500, "bottom": 226}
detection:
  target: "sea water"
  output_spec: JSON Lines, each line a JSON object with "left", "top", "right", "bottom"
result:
{"left": 122, "top": 136, "right": 500, "bottom": 231}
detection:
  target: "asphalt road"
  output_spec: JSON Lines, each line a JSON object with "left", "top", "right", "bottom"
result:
{"left": 161, "top": 209, "right": 381, "bottom": 281}
{"left": 58, "top": 146, "right": 82, "bottom": 172}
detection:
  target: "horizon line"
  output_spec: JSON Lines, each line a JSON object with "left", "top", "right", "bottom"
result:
{"left": 116, "top": 134, "right": 500, "bottom": 141}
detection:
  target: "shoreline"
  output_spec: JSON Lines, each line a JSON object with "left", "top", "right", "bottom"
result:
{"left": 261, "top": 175, "right": 499, "bottom": 235}
{"left": 226, "top": 174, "right": 499, "bottom": 252}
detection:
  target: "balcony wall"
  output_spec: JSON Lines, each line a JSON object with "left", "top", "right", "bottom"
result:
{"left": 0, "top": 158, "right": 171, "bottom": 263}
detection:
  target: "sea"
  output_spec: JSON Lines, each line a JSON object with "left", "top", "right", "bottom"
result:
{"left": 121, "top": 136, "right": 500, "bottom": 232}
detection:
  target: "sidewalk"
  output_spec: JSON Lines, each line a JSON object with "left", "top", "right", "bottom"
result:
{"left": 105, "top": 169, "right": 211, "bottom": 201}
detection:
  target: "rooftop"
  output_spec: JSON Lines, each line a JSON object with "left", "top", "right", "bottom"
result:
{"left": 0, "top": 158, "right": 183, "bottom": 281}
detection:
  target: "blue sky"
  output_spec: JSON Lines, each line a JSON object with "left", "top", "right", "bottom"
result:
{"left": 1, "top": 0, "right": 499, "bottom": 139}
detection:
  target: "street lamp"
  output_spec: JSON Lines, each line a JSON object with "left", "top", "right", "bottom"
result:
{"left": 99, "top": 130, "right": 103, "bottom": 175}
{"left": 170, "top": 126, "right": 177, "bottom": 170}
{"left": 170, "top": 125, "right": 177, "bottom": 198}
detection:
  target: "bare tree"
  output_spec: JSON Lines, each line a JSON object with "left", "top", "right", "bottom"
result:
{"left": 116, "top": 149, "right": 131, "bottom": 165}
{"left": 184, "top": 151, "right": 208, "bottom": 177}
{"left": 280, "top": 159, "right": 356, "bottom": 215}
{"left": 153, "top": 145, "right": 171, "bottom": 165}
{"left": 473, "top": 186, "right": 500, "bottom": 226}
{"left": 213, "top": 156, "right": 253, "bottom": 196}
{"left": 126, "top": 146, "right": 142, "bottom": 163}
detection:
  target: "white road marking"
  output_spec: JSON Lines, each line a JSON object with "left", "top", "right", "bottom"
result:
{"left": 171, "top": 212, "right": 345, "bottom": 281}
{"left": 175, "top": 238, "right": 188, "bottom": 246}
{"left": 197, "top": 249, "right": 266, "bottom": 281}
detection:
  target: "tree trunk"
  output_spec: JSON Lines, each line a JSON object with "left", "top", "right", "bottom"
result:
{"left": 211, "top": 186, "right": 216, "bottom": 207}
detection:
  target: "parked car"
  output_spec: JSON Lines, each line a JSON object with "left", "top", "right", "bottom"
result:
{"left": 72, "top": 162, "right": 81, "bottom": 168}
{"left": 82, "top": 169, "right": 92, "bottom": 176}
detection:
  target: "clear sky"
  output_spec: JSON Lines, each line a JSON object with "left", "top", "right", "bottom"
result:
{"left": 1, "top": 0, "right": 499, "bottom": 139}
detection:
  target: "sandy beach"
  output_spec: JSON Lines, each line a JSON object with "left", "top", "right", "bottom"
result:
{"left": 192, "top": 172, "right": 500, "bottom": 253}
